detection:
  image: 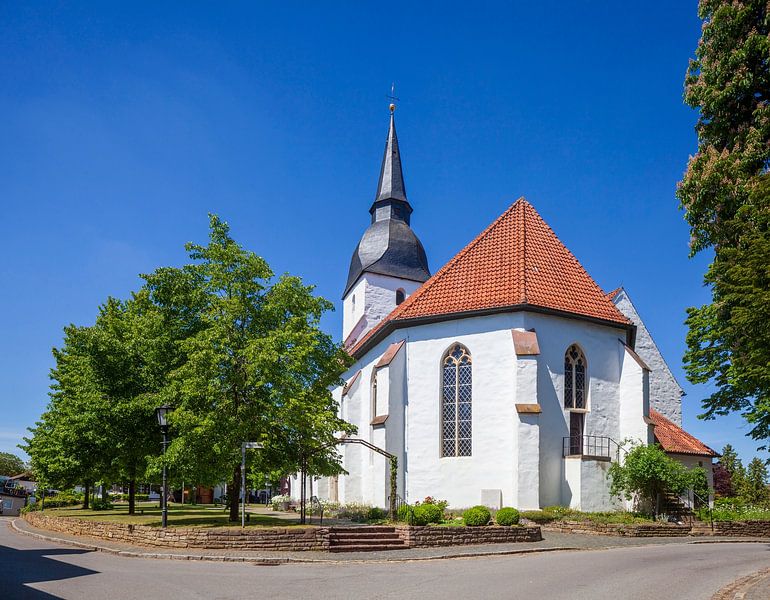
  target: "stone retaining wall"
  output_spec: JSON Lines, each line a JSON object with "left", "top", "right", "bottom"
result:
{"left": 713, "top": 521, "right": 770, "bottom": 537}
{"left": 397, "top": 525, "right": 542, "bottom": 546}
{"left": 541, "top": 520, "right": 691, "bottom": 537}
{"left": 24, "top": 512, "right": 330, "bottom": 551}
{"left": 24, "top": 512, "right": 543, "bottom": 551}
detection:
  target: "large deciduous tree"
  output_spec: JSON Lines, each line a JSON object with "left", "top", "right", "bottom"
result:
{"left": 144, "top": 215, "right": 353, "bottom": 521}
{"left": 0, "top": 452, "right": 27, "bottom": 477}
{"left": 679, "top": 1, "right": 770, "bottom": 442}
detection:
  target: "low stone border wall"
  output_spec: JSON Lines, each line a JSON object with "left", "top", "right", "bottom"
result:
{"left": 24, "top": 512, "right": 330, "bottom": 551}
{"left": 398, "top": 525, "right": 542, "bottom": 547}
{"left": 541, "top": 520, "right": 691, "bottom": 537}
{"left": 713, "top": 521, "right": 770, "bottom": 537}
{"left": 24, "top": 512, "right": 543, "bottom": 551}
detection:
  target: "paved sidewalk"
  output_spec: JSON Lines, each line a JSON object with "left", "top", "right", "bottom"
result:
{"left": 8, "top": 516, "right": 769, "bottom": 564}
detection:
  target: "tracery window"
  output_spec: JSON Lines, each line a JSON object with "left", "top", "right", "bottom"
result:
{"left": 441, "top": 344, "right": 472, "bottom": 457}
{"left": 564, "top": 344, "right": 587, "bottom": 409}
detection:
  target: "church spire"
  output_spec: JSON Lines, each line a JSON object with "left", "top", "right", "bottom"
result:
{"left": 374, "top": 105, "right": 408, "bottom": 204}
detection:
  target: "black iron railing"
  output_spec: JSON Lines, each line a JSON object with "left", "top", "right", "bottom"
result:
{"left": 562, "top": 435, "right": 620, "bottom": 460}
{"left": 388, "top": 494, "right": 414, "bottom": 524}
{"left": 308, "top": 495, "right": 324, "bottom": 525}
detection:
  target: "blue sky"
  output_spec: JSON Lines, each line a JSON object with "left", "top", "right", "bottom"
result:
{"left": 0, "top": 2, "right": 762, "bottom": 464}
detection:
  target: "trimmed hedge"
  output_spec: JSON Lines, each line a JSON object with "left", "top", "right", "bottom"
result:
{"left": 495, "top": 507, "right": 520, "bottom": 526}
{"left": 463, "top": 505, "right": 491, "bottom": 526}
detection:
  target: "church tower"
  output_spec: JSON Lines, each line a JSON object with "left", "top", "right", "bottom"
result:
{"left": 342, "top": 106, "right": 431, "bottom": 345}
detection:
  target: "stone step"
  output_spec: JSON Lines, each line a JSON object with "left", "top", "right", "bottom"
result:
{"left": 328, "top": 526, "right": 396, "bottom": 534}
{"left": 329, "top": 533, "right": 401, "bottom": 542}
{"left": 331, "top": 537, "right": 403, "bottom": 546}
{"left": 329, "top": 542, "right": 408, "bottom": 553}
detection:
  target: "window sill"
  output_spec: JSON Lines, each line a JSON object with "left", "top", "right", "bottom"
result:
{"left": 370, "top": 415, "right": 389, "bottom": 427}
{"left": 565, "top": 408, "right": 590, "bottom": 413}
{"left": 564, "top": 454, "right": 611, "bottom": 462}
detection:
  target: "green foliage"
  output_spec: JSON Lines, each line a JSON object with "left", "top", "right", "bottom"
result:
{"left": 333, "top": 502, "right": 373, "bottom": 522}
{"left": 702, "top": 497, "right": 770, "bottom": 521}
{"left": 23, "top": 214, "right": 354, "bottom": 523}
{"left": 413, "top": 503, "right": 443, "bottom": 525}
{"left": 462, "top": 505, "right": 491, "bottom": 527}
{"left": 418, "top": 496, "right": 449, "bottom": 513}
{"left": 608, "top": 443, "right": 692, "bottom": 514}
{"left": 365, "top": 507, "right": 387, "bottom": 521}
{"left": 90, "top": 497, "right": 114, "bottom": 511}
{"left": 42, "top": 490, "right": 84, "bottom": 508}
{"left": 742, "top": 458, "right": 770, "bottom": 505}
{"left": 495, "top": 507, "right": 520, "bottom": 526}
{"left": 679, "top": 1, "right": 770, "bottom": 440}
{"left": 143, "top": 215, "right": 354, "bottom": 521}
{"left": 396, "top": 504, "right": 414, "bottom": 523}
{"left": 0, "top": 452, "right": 27, "bottom": 477}
{"left": 519, "top": 507, "right": 652, "bottom": 525}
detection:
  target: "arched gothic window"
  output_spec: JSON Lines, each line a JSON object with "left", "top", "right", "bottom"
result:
{"left": 442, "top": 344, "right": 472, "bottom": 457}
{"left": 396, "top": 289, "right": 406, "bottom": 305}
{"left": 564, "top": 344, "right": 587, "bottom": 409}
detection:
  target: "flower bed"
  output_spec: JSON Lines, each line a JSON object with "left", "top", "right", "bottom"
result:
{"left": 540, "top": 520, "right": 691, "bottom": 537}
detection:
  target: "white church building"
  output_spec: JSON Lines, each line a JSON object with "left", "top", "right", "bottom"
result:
{"left": 314, "top": 108, "right": 716, "bottom": 512}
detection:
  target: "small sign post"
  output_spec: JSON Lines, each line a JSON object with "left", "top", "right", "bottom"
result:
{"left": 241, "top": 442, "right": 264, "bottom": 528}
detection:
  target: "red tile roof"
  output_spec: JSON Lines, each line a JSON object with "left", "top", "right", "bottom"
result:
{"left": 650, "top": 409, "right": 718, "bottom": 457}
{"left": 606, "top": 287, "right": 623, "bottom": 301}
{"left": 350, "top": 198, "right": 630, "bottom": 356}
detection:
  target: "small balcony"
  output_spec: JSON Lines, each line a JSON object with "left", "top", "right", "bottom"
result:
{"left": 562, "top": 435, "right": 619, "bottom": 461}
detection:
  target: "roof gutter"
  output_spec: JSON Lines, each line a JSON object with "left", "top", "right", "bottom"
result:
{"left": 351, "top": 303, "right": 636, "bottom": 359}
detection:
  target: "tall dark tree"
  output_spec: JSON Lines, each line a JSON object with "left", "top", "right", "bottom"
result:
{"left": 679, "top": 1, "right": 770, "bottom": 441}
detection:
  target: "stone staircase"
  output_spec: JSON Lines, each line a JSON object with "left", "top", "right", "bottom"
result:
{"left": 328, "top": 526, "right": 408, "bottom": 553}
{"left": 689, "top": 520, "right": 715, "bottom": 536}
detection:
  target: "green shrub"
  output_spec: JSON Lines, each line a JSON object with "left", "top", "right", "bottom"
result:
{"left": 414, "top": 503, "right": 443, "bottom": 524}
{"left": 495, "top": 507, "right": 520, "bottom": 526}
{"left": 336, "top": 502, "right": 373, "bottom": 522}
{"left": 42, "top": 490, "right": 84, "bottom": 509}
{"left": 90, "top": 498, "right": 114, "bottom": 511}
{"left": 411, "top": 505, "right": 430, "bottom": 526}
{"left": 463, "top": 505, "right": 491, "bottom": 526}
{"left": 366, "top": 507, "right": 387, "bottom": 521}
{"left": 420, "top": 496, "right": 449, "bottom": 513}
{"left": 396, "top": 504, "right": 414, "bottom": 523}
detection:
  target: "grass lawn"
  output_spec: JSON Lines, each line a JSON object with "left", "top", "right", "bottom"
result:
{"left": 43, "top": 502, "right": 308, "bottom": 528}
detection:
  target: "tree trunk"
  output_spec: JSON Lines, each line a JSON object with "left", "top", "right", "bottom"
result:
{"left": 228, "top": 465, "right": 241, "bottom": 522}
{"left": 83, "top": 482, "right": 90, "bottom": 509}
{"left": 128, "top": 479, "right": 136, "bottom": 515}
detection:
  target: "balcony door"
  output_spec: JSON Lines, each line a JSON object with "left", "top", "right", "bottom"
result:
{"left": 569, "top": 412, "right": 584, "bottom": 455}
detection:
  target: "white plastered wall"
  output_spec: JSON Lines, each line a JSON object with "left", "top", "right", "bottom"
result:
{"left": 342, "top": 273, "right": 422, "bottom": 342}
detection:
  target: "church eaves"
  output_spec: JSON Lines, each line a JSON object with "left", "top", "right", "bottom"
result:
{"left": 350, "top": 198, "right": 632, "bottom": 357}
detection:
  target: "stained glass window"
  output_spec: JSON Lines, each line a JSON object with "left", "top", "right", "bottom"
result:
{"left": 441, "top": 344, "right": 472, "bottom": 457}
{"left": 564, "top": 344, "right": 587, "bottom": 410}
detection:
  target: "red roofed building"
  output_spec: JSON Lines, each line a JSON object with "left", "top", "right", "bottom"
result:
{"left": 313, "top": 108, "right": 714, "bottom": 513}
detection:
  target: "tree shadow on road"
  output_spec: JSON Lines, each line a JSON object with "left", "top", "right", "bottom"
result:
{"left": 0, "top": 543, "right": 98, "bottom": 599}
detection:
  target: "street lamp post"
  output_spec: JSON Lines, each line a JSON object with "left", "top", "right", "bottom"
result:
{"left": 155, "top": 405, "right": 171, "bottom": 528}
{"left": 241, "top": 442, "right": 263, "bottom": 528}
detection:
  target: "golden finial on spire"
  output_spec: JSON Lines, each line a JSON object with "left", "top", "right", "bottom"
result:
{"left": 387, "top": 82, "right": 399, "bottom": 113}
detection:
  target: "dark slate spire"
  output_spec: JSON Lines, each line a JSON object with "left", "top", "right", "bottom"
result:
{"left": 344, "top": 106, "right": 431, "bottom": 297}
{"left": 374, "top": 111, "right": 408, "bottom": 204}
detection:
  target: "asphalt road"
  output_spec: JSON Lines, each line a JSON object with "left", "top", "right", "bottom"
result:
{"left": 2, "top": 518, "right": 770, "bottom": 600}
